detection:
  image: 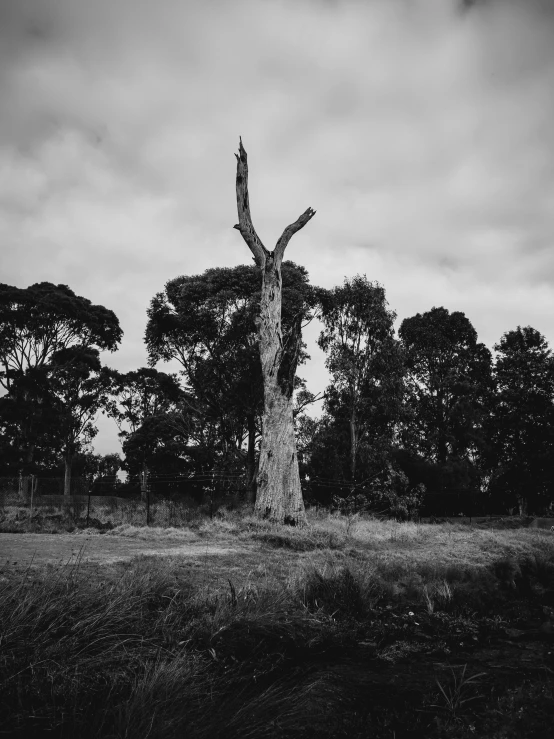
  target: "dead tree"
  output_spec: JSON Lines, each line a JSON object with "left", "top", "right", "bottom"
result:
{"left": 234, "top": 138, "right": 315, "bottom": 525}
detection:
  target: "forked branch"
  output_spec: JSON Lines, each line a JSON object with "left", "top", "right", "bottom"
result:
{"left": 233, "top": 137, "right": 267, "bottom": 267}
{"left": 233, "top": 138, "right": 315, "bottom": 267}
{"left": 274, "top": 206, "right": 316, "bottom": 265}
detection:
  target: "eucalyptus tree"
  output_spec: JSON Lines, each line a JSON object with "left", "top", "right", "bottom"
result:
{"left": 317, "top": 276, "right": 404, "bottom": 484}
{"left": 48, "top": 347, "right": 114, "bottom": 495}
{"left": 233, "top": 139, "right": 316, "bottom": 524}
{"left": 0, "top": 282, "right": 121, "bottom": 390}
{"left": 146, "top": 264, "right": 263, "bottom": 490}
{"left": 399, "top": 307, "right": 492, "bottom": 498}
{"left": 107, "top": 367, "right": 184, "bottom": 480}
{"left": 488, "top": 326, "right": 554, "bottom": 515}
{"left": 0, "top": 282, "right": 121, "bottom": 480}
{"left": 0, "top": 367, "right": 59, "bottom": 475}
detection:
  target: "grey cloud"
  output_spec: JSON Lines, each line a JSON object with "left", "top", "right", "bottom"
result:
{"left": 1, "top": 0, "right": 554, "bottom": 456}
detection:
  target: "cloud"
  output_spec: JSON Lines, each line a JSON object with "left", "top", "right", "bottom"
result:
{"left": 1, "top": 0, "right": 554, "bottom": 454}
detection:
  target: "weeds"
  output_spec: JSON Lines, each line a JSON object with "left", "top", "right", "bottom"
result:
{"left": 431, "top": 664, "right": 486, "bottom": 720}
{"left": 422, "top": 580, "right": 455, "bottom": 614}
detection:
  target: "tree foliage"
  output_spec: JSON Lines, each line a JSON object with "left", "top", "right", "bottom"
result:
{"left": 313, "top": 276, "right": 404, "bottom": 483}
{"left": 48, "top": 347, "right": 115, "bottom": 494}
{"left": 487, "top": 326, "right": 554, "bottom": 514}
{"left": 0, "top": 283, "right": 122, "bottom": 476}
{"left": 1, "top": 274, "right": 552, "bottom": 518}
{"left": 107, "top": 367, "right": 188, "bottom": 477}
{"left": 398, "top": 307, "right": 493, "bottom": 500}
{"left": 0, "top": 282, "right": 121, "bottom": 391}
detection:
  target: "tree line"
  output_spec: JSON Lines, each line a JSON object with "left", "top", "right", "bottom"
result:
{"left": 1, "top": 271, "right": 553, "bottom": 517}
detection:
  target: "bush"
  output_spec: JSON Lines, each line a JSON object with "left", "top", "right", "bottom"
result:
{"left": 332, "top": 467, "right": 425, "bottom": 521}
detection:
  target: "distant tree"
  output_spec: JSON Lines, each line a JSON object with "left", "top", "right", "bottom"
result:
{"left": 0, "top": 367, "right": 61, "bottom": 476}
{"left": 146, "top": 264, "right": 262, "bottom": 492}
{"left": 69, "top": 451, "right": 121, "bottom": 480}
{"left": 107, "top": 367, "right": 183, "bottom": 478}
{"left": 398, "top": 307, "right": 493, "bottom": 507}
{"left": 96, "top": 453, "right": 122, "bottom": 479}
{"left": 0, "top": 282, "right": 121, "bottom": 389}
{"left": 48, "top": 347, "right": 114, "bottom": 495}
{"left": 488, "top": 326, "right": 554, "bottom": 515}
{"left": 0, "top": 283, "right": 121, "bottom": 479}
{"left": 55, "top": 451, "right": 123, "bottom": 494}
{"left": 109, "top": 368, "right": 183, "bottom": 436}
{"left": 121, "top": 413, "right": 199, "bottom": 477}
{"left": 317, "top": 276, "right": 404, "bottom": 485}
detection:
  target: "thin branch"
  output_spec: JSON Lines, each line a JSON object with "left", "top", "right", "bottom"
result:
{"left": 233, "top": 137, "right": 267, "bottom": 267}
{"left": 301, "top": 312, "right": 317, "bottom": 330}
{"left": 274, "top": 206, "right": 316, "bottom": 266}
{"left": 294, "top": 391, "right": 326, "bottom": 416}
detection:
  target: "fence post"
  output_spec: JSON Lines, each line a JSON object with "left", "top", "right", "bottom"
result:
{"left": 30, "top": 474, "right": 35, "bottom": 526}
{"left": 210, "top": 471, "right": 215, "bottom": 519}
{"left": 86, "top": 484, "right": 91, "bottom": 528}
{"left": 139, "top": 467, "right": 149, "bottom": 526}
{"left": 19, "top": 470, "right": 30, "bottom": 503}
{"left": 140, "top": 467, "right": 149, "bottom": 502}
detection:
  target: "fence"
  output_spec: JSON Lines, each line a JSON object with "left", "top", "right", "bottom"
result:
{"left": 0, "top": 473, "right": 250, "bottom": 529}
{"left": 2, "top": 474, "right": 547, "bottom": 529}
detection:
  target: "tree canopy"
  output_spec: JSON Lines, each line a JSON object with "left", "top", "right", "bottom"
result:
{"left": 316, "top": 276, "right": 404, "bottom": 483}
{"left": 0, "top": 282, "right": 122, "bottom": 391}
{"left": 1, "top": 274, "right": 552, "bottom": 518}
{"left": 0, "top": 283, "right": 122, "bottom": 479}
{"left": 399, "top": 308, "right": 492, "bottom": 462}
{"left": 487, "top": 326, "right": 554, "bottom": 515}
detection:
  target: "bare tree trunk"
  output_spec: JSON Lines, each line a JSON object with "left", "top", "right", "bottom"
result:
{"left": 234, "top": 138, "right": 315, "bottom": 525}
{"left": 517, "top": 494, "right": 528, "bottom": 517}
{"left": 350, "top": 410, "right": 358, "bottom": 484}
{"left": 350, "top": 418, "right": 358, "bottom": 482}
{"left": 140, "top": 462, "right": 148, "bottom": 503}
{"left": 64, "top": 455, "right": 72, "bottom": 496}
{"left": 255, "top": 264, "right": 304, "bottom": 523}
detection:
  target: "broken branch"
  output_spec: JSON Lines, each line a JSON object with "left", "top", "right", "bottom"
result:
{"left": 234, "top": 137, "right": 267, "bottom": 267}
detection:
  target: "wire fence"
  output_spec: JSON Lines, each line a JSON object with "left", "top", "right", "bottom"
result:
{"left": 0, "top": 473, "right": 251, "bottom": 529}
{"left": 1, "top": 474, "right": 547, "bottom": 529}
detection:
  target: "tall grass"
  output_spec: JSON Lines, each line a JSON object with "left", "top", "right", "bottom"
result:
{"left": 0, "top": 555, "right": 351, "bottom": 737}
{"left": 2, "top": 522, "right": 554, "bottom": 738}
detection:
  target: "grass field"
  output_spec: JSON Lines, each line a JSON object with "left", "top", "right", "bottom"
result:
{"left": 1, "top": 511, "right": 553, "bottom": 738}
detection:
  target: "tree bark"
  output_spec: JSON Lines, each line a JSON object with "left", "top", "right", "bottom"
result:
{"left": 234, "top": 138, "right": 315, "bottom": 525}
{"left": 245, "top": 413, "right": 257, "bottom": 505}
{"left": 350, "top": 416, "right": 358, "bottom": 483}
{"left": 64, "top": 455, "right": 72, "bottom": 496}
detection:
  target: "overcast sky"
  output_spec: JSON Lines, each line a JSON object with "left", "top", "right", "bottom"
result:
{"left": 1, "top": 0, "right": 554, "bottom": 457}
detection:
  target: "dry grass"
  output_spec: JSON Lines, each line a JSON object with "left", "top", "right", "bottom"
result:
{"left": 89, "top": 524, "right": 201, "bottom": 541}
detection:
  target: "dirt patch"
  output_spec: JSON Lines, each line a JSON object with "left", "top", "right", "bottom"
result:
{"left": 0, "top": 532, "right": 250, "bottom": 568}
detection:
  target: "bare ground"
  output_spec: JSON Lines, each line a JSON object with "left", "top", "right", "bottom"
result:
{"left": 0, "top": 531, "right": 250, "bottom": 568}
